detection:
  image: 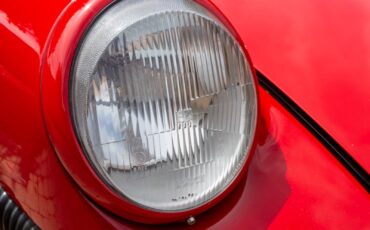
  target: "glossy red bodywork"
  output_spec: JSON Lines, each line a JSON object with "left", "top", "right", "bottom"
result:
{"left": 0, "top": 0, "right": 369, "bottom": 229}
{"left": 211, "top": 0, "right": 370, "bottom": 173}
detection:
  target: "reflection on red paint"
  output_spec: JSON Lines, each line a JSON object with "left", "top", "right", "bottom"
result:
{"left": 0, "top": 10, "right": 40, "bottom": 54}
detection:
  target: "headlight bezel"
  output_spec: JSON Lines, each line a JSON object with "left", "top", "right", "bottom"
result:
{"left": 41, "top": 0, "right": 259, "bottom": 223}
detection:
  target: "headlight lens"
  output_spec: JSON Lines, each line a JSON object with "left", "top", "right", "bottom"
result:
{"left": 71, "top": 0, "right": 257, "bottom": 212}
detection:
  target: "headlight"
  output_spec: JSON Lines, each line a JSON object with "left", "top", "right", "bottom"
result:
{"left": 71, "top": 0, "right": 257, "bottom": 212}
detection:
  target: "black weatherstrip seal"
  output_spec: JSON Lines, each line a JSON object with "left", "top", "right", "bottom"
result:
{"left": 257, "top": 70, "right": 370, "bottom": 193}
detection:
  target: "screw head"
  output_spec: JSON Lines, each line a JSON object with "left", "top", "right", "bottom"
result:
{"left": 187, "top": 216, "right": 196, "bottom": 226}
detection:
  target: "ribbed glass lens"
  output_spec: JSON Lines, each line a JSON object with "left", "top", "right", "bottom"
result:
{"left": 72, "top": 0, "right": 257, "bottom": 211}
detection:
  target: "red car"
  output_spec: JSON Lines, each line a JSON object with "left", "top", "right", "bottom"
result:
{"left": 0, "top": 0, "right": 369, "bottom": 229}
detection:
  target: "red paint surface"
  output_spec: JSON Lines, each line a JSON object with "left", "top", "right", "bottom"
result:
{"left": 0, "top": 0, "right": 369, "bottom": 228}
{"left": 210, "top": 0, "right": 370, "bottom": 172}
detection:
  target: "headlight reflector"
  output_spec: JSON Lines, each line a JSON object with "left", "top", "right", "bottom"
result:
{"left": 71, "top": 0, "right": 257, "bottom": 212}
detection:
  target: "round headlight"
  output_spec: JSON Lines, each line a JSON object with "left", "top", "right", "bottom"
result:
{"left": 71, "top": 0, "right": 257, "bottom": 212}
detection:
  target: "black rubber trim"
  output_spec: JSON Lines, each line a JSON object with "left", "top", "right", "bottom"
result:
{"left": 0, "top": 187, "right": 39, "bottom": 230}
{"left": 257, "top": 70, "right": 370, "bottom": 193}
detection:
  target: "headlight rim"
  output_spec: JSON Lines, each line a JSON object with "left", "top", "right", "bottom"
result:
{"left": 41, "top": 0, "right": 259, "bottom": 223}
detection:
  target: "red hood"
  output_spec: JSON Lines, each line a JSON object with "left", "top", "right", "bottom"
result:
{"left": 211, "top": 0, "right": 370, "bottom": 173}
